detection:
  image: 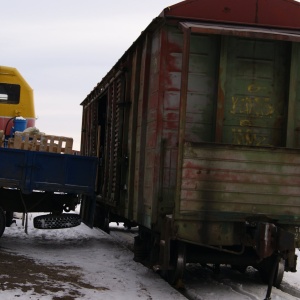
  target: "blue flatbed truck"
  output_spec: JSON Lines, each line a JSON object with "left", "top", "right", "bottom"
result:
{"left": 0, "top": 147, "right": 97, "bottom": 237}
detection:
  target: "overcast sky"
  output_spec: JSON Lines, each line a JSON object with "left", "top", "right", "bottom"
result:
{"left": 4, "top": 1, "right": 300, "bottom": 151}
{"left": 2, "top": 1, "right": 178, "bottom": 150}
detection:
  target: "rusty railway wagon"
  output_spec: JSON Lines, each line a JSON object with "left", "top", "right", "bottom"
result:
{"left": 80, "top": 0, "right": 300, "bottom": 294}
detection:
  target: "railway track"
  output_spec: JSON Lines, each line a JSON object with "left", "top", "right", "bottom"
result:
{"left": 109, "top": 223, "right": 300, "bottom": 300}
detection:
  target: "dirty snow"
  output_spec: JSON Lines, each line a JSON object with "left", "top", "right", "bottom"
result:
{"left": 0, "top": 212, "right": 186, "bottom": 300}
{"left": 0, "top": 211, "right": 300, "bottom": 300}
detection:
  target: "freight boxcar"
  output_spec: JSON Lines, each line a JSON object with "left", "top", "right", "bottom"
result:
{"left": 80, "top": 0, "right": 300, "bottom": 295}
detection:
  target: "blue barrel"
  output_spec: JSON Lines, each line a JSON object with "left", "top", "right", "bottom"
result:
{"left": 13, "top": 117, "right": 27, "bottom": 132}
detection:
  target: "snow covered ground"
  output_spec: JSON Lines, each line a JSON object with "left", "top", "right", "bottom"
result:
{"left": 184, "top": 258, "right": 300, "bottom": 300}
{"left": 0, "top": 213, "right": 185, "bottom": 300}
{"left": 0, "top": 212, "right": 300, "bottom": 300}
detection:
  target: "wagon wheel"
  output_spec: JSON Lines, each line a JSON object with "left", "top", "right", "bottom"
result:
{"left": 165, "top": 242, "right": 186, "bottom": 288}
{"left": 0, "top": 207, "right": 6, "bottom": 238}
{"left": 258, "top": 256, "right": 285, "bottom": 288}
{"left": 94, "top": 205, "right": 110, "bottom": 234}
{"left": 102, "top": 215, "right": 110, "bottom": 234}
{"left": 98, "top": 209, "right": 110, "bottom": 234}
{"left": 97, "top": 212, "right": 110, "bottom": 233}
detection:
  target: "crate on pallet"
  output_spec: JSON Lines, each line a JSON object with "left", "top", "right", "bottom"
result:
{"left": 8, "top": 131, "right": 73, "bottom": 154}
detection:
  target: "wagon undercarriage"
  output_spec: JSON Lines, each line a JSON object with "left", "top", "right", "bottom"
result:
{"left": 134, "top": 217, "right": 297, "bottom": 298}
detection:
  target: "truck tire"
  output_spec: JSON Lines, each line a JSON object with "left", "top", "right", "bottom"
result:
{"left": 33, "top": 213, "right": 81, "bottom": 229}
{"left": 0, "top": 207, "right": 6, "bottom": 238}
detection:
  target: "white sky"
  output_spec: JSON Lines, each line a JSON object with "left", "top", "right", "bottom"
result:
{"left": 3, "top": 0, "right": 300, "bottom": 151}
{"left": 2, "top": 1, "right": 178, "bottom": 150}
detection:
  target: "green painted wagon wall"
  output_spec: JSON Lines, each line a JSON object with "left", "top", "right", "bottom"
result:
{"left": 220, "top": 37, "right": 290, "bottom": 147}
{"left": 174, "top": 32, "right": 300, "bottom": 245}
{"left": 186, "top": 34, "right": 219, "bottom": 142}
{"left": 176, "top": 142, "right": 300, "bottom": 245}
{"left": 180, "top": 142, "right": 300, "bottom": 222}
{"left": 287, "top": 43, "right": 300, "bottom": 148}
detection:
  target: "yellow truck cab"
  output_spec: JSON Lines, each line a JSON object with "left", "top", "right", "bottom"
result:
{"left": 0, "top": 66, "right": 35, "bottom": 135}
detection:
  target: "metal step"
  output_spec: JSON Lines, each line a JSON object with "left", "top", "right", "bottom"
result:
{"left": 33, "top": 213, "right": 81, "bottom": 229}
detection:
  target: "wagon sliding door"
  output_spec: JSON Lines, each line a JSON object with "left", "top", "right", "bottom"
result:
{"left": 174, "top": 24, "right": 300, "bottom": 245}
{"left": 217, "top": 37, "right": 290, "bottom": 146}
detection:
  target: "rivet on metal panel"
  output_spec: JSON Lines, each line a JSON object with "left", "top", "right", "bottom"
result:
{"left": 223, "top": 7, "right": 231, "bottom": 13}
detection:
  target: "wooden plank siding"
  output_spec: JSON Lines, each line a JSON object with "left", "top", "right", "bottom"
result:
{"left": 179, "top": 142, "right": 300, "bottom": 224}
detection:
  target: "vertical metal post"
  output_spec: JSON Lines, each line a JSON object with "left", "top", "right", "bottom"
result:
{"left": 127, "top": 44, "right": 142, "bottom": 221}
{"left": 215, "top": 36, "right": 228, "bottom": 143}
{"left": 137, "top": 34, "right": 152, "bottom": 223}
{"left": 287, "top": 43, "right": 300, "bottom": 148}
{"left": 175, "top": 26, "right": 191, "bottom": 218}
{"left": 264, "top": 255, "right": 280, "bottom": 300}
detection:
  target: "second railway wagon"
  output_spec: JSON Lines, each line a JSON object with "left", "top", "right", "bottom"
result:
{"left": 80, "top": 0, "right": 300, "bottom": 292}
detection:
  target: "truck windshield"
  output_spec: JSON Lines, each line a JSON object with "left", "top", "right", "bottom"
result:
{"left": 0, "top": 83, "right": 20, "bottom": 104}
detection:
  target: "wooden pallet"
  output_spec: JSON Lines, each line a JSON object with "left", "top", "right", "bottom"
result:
{"left": 8, "top": 132, "right": 73, "bottom": 154}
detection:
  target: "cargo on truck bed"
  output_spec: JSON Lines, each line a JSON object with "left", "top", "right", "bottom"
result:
{"left": 8, "top": 131, "right": 74, "bottom": 154}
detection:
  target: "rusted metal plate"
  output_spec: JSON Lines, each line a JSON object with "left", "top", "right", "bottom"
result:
{"left": 161, "top": 0, "right": 300, "bottom": 30}
{"left": 159, "top": 26, "right": 184, "bottom": 218}
{"left": 175, "top": 220, "right": 244, "bottom": 246}
{"left": 180, "top": 22, "right": 300, "bottom": 43}
{"left": 179, "top": 142, "right": 300, "bottom": 224}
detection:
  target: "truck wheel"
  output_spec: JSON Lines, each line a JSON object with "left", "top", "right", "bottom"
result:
{"left": 0, "top": 207, "right": 6, "bottom": 238}
{"left": 33, "top": 213, "right": 81, "bottom": 229}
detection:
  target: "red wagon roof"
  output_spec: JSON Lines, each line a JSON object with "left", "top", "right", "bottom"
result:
{"left": 160, "top": 0, "right": 300, "bottom": 30}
